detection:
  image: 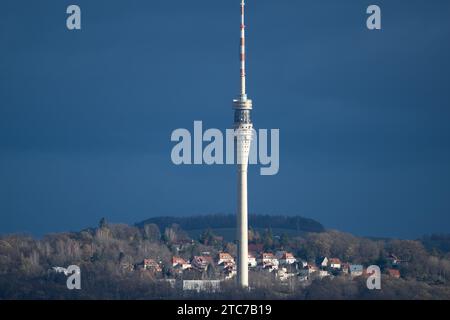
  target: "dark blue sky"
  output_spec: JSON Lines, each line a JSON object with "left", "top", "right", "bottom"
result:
{"left": 1, "top": 0, "right": 449, "bottom": 238}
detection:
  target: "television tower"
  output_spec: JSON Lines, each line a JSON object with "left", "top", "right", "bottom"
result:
{"left": 233, "top": 0, "right": 253, "bottom": 288}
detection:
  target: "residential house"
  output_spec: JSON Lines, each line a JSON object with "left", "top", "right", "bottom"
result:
{"left": 329, "top": 258, "right": 342, "bottom": 269}
{"left": 279, "top": 252, "right": 296, "bottom": 265}
{"left": 143, "top": 258, "right": 162, "bottom": 272}
{"left": 172, "top": 256, "right": 191, "bottom": 270}
{"left": 260, "top": 253, "right": 279, "bottom": 266}
{"left": 172, "top": 256, "right": 185, "bottom": 267}
{"left": 256, "top": 253, "right": 279, "bottom": 272}
{"left": 217, "top": 252, "right": 235, "bottom": 265}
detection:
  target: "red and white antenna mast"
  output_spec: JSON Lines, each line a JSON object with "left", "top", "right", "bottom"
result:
{"left": 240, "top": 0, "right": 247, "bottom": 97}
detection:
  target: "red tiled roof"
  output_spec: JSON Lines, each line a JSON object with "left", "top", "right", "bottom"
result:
{"left": 172, "top": 256, "right": 187, "bottom": 265}
{"left": 219, "top": 253, "right": 233, "bottom": 260}
{"left": 329, "top": 258, "right": 341, "bottom": 264}
{"left": 282, "top": 252, "right": 295, "bottom": 259}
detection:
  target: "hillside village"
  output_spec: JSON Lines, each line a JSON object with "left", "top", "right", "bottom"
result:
{"left": 1, "top": 216, "right": 449, "bottom": 299}
{"left": 132, "top": 246, "right": 402, "bottom": 292}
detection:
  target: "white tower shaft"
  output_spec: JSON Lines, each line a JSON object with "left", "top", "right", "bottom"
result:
{"left": 237, "top": 162, "right": 249, "bottom": 287}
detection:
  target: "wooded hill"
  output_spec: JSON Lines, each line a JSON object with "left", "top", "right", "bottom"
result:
{"left": 136, "top": 214, "right": 325, "bottom": 234}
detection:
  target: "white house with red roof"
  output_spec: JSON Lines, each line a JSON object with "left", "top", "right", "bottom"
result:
{"left": 259, "top": 253, "right": 279, "bottom": 266}
{"left": 217, "top": 252, "right": 235, "bottom": 265}
{"left": 172, "top": 256, "right": 191, "bottom": 270}
{"left": 329, "top": 258, "right": 342, "bottom": 269}
{"left": 279, "top": 252, "right": 296, "bottom": 265}
{"left": 258, "top": 253, "right": 279, "bottom": 272}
